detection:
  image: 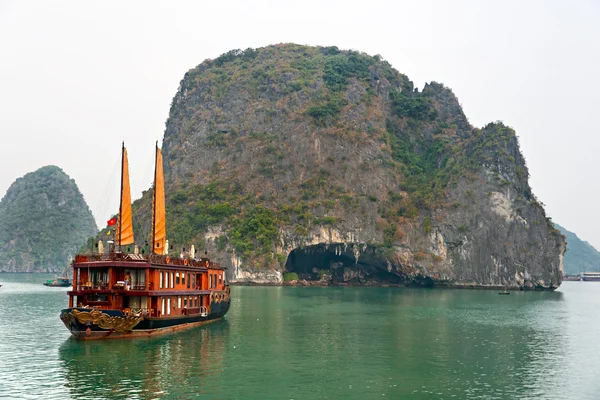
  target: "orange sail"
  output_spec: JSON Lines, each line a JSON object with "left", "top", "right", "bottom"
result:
{"left": 117, "top": 143, "right": 134, "bottom": 246}
{"left": 152, "top": 143, "right": 167, "bottom": 254}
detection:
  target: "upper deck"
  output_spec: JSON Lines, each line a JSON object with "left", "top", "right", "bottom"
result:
{"left": 70, "top": 252, "right": 226, "bottom": 294}
{"left": 73, "top": 252, "right": 224, "bottom": 272}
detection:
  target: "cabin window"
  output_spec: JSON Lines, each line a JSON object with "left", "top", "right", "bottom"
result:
{"left": 159, "top": 272, "right": 163, "bottom": 288}
{"left": 183, "top": 299, "right": 187, "bottom": 308}
{"left": 184, "top": 273, "right": 188, "bottom": 287}
{"left": 209, "top": 274, "right": 212, "bottom": 288}
{"left": 162, "top": 298, "right": 165, "bottom": 316}
{"left": 167, "top": 298, "right": 171, "bottom": 314}
{"left": 194, "top": 297, "right": 198, "bottom": 307}
{"left": 171, "top": 273, "right": 174, "bottom": 288}
{"left": 176, "top": 272, "right": 180, "bottom": 285}
{"left": 165, "top": 272, "right": 169, "bottom": 288}
{"left": 129, "top": 296, "right": 141, "bottom": 309}
{"left": 86, "top": 294, "right": 108, "bottom": 303}
{"left": 178, "top": 297, "right": 182, "bottom": 308}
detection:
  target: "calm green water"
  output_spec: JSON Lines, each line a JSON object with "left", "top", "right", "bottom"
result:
{"left": 0, "top": 274, "right": 598, "bottom": 399}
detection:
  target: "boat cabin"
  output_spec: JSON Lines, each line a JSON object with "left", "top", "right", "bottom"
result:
{"left": 68, "top": 253, "right": 227, "bottom": 318}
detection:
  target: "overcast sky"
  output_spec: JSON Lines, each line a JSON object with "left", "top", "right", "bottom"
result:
{"left": 0, "top": 0, "right": 598, "bottom": 247}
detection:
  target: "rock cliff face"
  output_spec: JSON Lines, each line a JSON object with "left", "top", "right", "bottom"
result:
{"left": 0, "top": 166, "right": 98, "bottom": 273}
{"left": 132, "top": 44, "right": 565, "bottom": 289}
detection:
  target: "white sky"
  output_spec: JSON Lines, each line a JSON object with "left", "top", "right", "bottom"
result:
{"left": 0, "top": 0, "right": 598, "bottom": 246}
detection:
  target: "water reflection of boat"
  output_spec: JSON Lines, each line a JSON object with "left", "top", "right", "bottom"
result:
{"left": 60, "top": 143, "right": 230, "bottom": 340}
{"left": 58, "top": 320, "right": 227, "bottom": 398}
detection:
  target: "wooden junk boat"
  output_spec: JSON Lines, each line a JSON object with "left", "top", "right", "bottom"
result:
{"left": 60, "top": 143, "right": 230, "bottom": 340}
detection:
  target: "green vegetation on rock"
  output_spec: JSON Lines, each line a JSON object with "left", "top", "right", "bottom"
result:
{"left": 283, "top": 272, "right": 299, "bottom": 282}
{"left": 0, "top": 166, "right": 98, "bottom": 272}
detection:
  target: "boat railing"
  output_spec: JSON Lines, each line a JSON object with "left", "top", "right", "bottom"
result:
{"left": 78, "top": 281, "right": 109, "bottom": 290}
{"left": 93, "top": 282, "right": 109, "bottom": 290}
{"left": 75, "top": 253, "right": 148, "bottom": 263}
{"left": 112, "top": 281, "right": 147, "bottom": 291}
{"left": 77, "top": 281, "right": 148, "bottom": 291}
{"left": 74, "top": 253, "right": 222, "bottom": 269}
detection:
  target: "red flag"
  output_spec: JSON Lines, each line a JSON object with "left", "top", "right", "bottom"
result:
{"left": 107, "top": 217, "right": 117, "bottom": 226}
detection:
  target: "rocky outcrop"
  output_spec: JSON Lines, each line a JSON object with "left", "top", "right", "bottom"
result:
{"left": 131, "top": 44, "right": 565, "bottom": 290}
{"left": 0, "top": 166, "right": 98, "bottom": 272}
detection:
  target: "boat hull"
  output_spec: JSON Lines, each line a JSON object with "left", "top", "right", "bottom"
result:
{"left": 60, "top": 300, "right": 230, "bottom": 340}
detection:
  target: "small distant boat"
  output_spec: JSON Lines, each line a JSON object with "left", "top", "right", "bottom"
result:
{"left": 44, "top": 277, "right": 72, "bottom": 287}
{"left": 44, "top": 265, "right": 72, "bottom": 287}
{"left": 581, "top": 272, "right": 600, "bottom": 282}
{"left": 498, "top": 290, "right": 510, "bottom": 295}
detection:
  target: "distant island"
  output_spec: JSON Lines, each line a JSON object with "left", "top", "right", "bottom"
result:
{"left": 0, "top": 166, "right": 97, "bottom": 273}
{"left": 123, "top": 44, "right": 565, "bottom": 290}
{"left": 555, "top": 223, "right": 600, "bottom": 275}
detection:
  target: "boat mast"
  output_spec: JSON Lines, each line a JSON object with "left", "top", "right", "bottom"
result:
{"left": 151, "top": 141, "right": 157, "bottom": 255}
{"left": 117, "top": 141, "right": 125, "bottom": 251}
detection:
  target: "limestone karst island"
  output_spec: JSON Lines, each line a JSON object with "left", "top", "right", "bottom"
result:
{"left": 0, "top": 166, "right": 97, "bottom": 273}
{"left": 122, "top": 44, "right": 564, "bottom": 290}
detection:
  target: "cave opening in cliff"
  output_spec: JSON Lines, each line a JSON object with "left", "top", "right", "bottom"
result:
{"left": 284, "top": 243, "right": 402, "bottom": 285}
